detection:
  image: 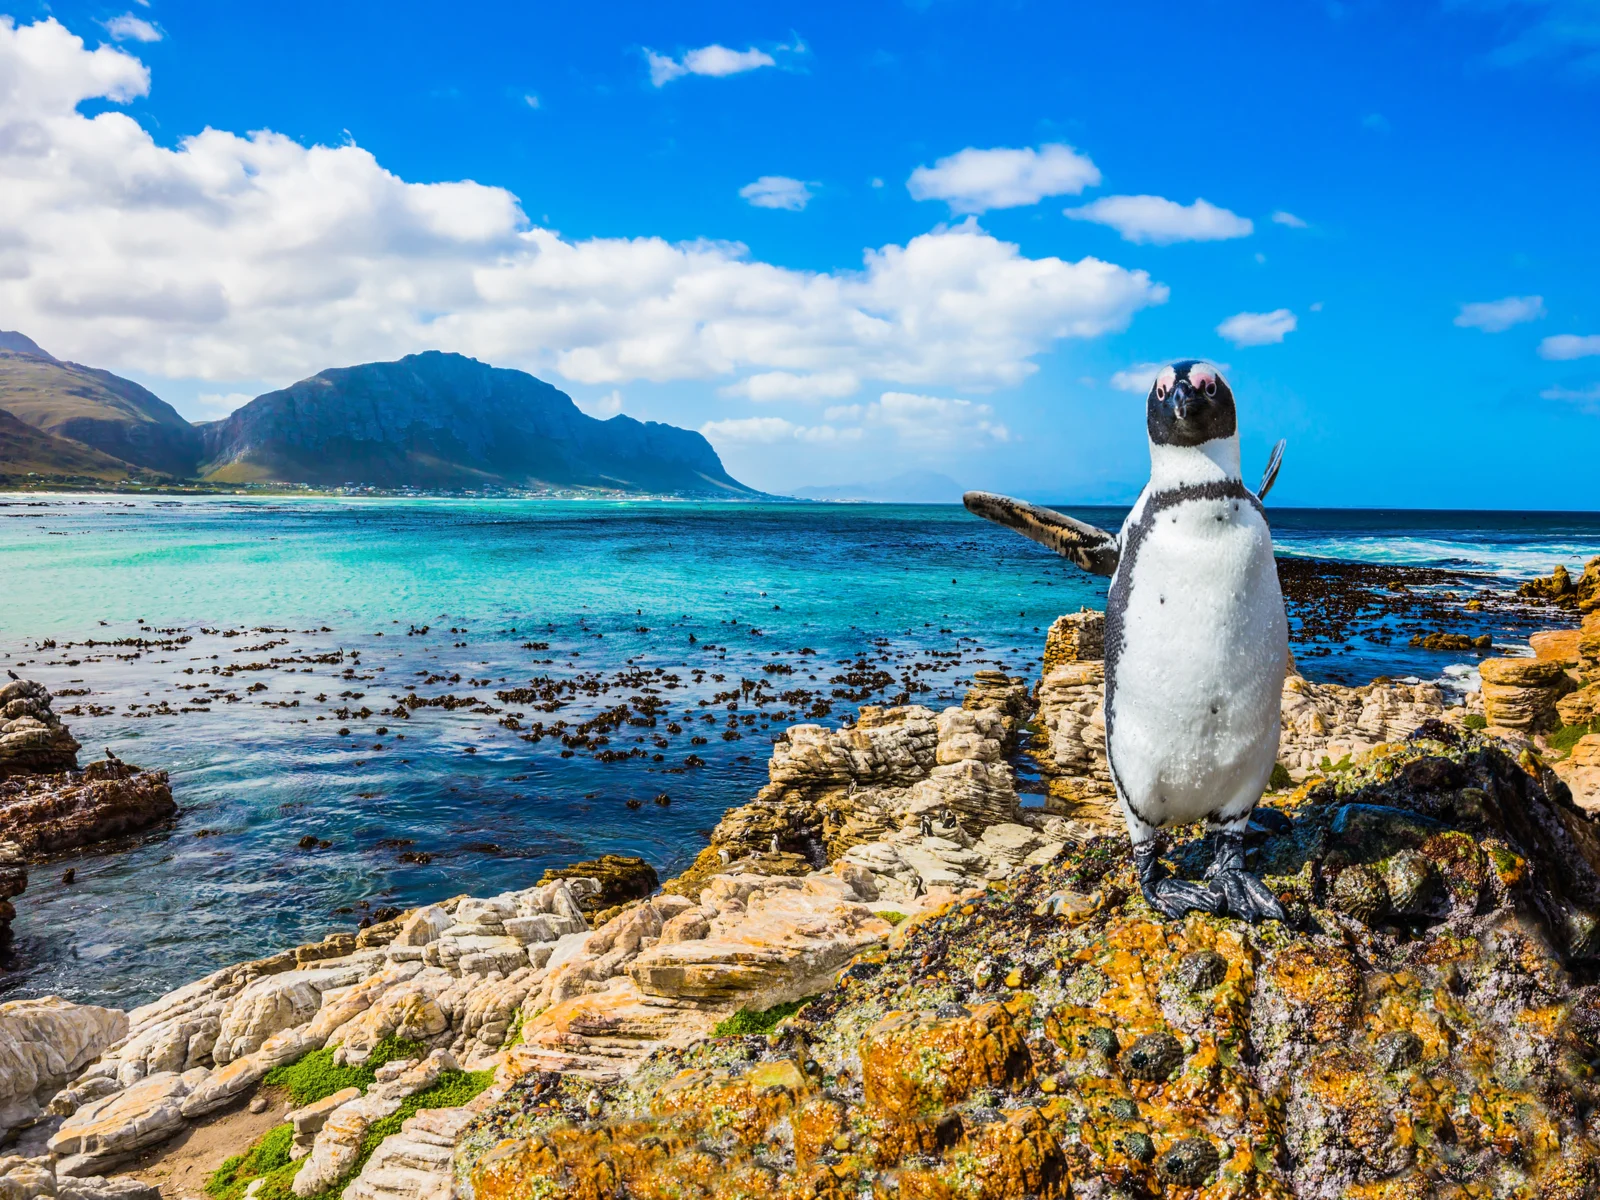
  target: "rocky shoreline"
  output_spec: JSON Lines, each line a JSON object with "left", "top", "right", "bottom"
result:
{"left": 2, "top": 578, "right": 1600, "bottom": 1199}
{"left": 0, "top": 680, "right": 175, "bottom": 961}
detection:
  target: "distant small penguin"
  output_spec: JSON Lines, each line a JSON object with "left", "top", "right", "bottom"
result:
{"left": 964, "top": 360, "right": 1289, "bottom": 922}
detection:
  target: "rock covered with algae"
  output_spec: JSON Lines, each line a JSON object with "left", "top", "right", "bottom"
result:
{"left": 456, "top": 721, "right": 1600, "bottom": 1199}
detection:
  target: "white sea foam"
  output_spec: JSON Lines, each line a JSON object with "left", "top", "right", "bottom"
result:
{"left": 1276, "top": 535, "right": 1600, "bottom": 579}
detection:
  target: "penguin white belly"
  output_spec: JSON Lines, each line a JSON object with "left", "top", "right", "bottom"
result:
{"left": 1106, "top": 494, "right": 1287, "bottom": 831}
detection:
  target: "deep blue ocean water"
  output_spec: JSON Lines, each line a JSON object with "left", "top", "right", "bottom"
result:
{"left": 1, "top": 496, "right": 1596, "bottom": 1007}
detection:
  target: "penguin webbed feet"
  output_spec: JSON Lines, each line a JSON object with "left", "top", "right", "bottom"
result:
{"left": 1133, "top": 840, "right": 1224, "bottom": 920}
{"left": 1204, "top": 830, "right": 1287, "bottom": 924}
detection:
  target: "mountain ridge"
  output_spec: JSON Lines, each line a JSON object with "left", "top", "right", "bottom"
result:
{"left": 0, "top": 339, "right": 755, "bottom": 495}
{"left": 197, "top": 351, "right": 754, "bottom": 494}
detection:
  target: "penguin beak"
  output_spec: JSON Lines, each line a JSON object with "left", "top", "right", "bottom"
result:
{"left": 1169, "top": 380, "right": 1200, "bottom": 423}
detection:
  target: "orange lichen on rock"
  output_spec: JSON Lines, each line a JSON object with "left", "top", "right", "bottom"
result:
{"left": 459, "top": 733, "right": 1600, "bottom": 1200}
{"left": 859, "top": 1003, "right": 1033, "bottom": 1159}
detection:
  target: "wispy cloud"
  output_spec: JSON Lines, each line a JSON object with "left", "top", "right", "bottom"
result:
{"left": 1109, "top": 363, "right": 1163, "bottom": 393}
{"left": 1271, "top": 210, "right": 1308, "bottom": 229}
{"left": 646, "top": 44, "right": 776, "bottom": 86}
{"left": 523, "top": 93, "right": 540, "bottom": 109}
{"left": 863, "top": 392, "right": 1010, "bottom": 446}
{"left": 701, "top": 416, "right": 854, "bottom": 444}
{"left": 1065, "top": 196, "right": 1253, "bottom": 245}
{"left": 1451, "top": 0, "right": 1600, "bottom": 75}
{"left": 1540, "top": 334, "right": 1600, "bottom": 360}
{"left": 1454, "top": 295, "right": 1545, "bottom": 332}
{"left": 192, "top": 392, "right": 252, "bottom": 419}
{"left": 1217, "top": 309, "right": 1296, "bottom": 347}
{"left": 579, "top": 390, "right": 624, "bottom": 417}
{"left": 104, "top": 12, "right": 162, "bottom": 42}
{"left": 907, "top": 144, "right": 1100, "bottom": 214}
{"left": 1540, "top": 383, "right": 1600, "bottom": 408}
{"left": 738, "top": 175, "right": 813, "bottom": 211}
{"left": 702, "top": 392, "right": 1009, "bottom": 449}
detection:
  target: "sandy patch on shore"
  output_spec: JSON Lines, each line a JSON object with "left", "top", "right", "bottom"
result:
{"left": 113, "top": 1086, "right": 288, "bottom": 1200}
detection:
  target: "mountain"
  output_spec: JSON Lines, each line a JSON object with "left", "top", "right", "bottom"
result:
{"left": 0, "top": 338, "right": 757, "bottom": 495}
{"left": 197, "top": 352, "right": 755, "bottom": 494}
{"left": 0, "top": 334, "right": 202, "bottom": 476}
{"left": 792, "top": 470, "right": 965, "bottom": 503}
{"left": 0, "top": 408, "right": 139, "bottom": 481}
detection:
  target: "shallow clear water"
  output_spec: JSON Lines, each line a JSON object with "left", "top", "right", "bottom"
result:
{"left": 1, "top": 496, "right": 1595, "bottom": 1008}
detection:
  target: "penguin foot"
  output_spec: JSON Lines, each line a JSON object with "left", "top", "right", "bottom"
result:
{"left": 1204, "top": 831, "right": 1287, "bottom": 923}
{"left": 1134, "top": 840, "right": 1225, "bottom": 920}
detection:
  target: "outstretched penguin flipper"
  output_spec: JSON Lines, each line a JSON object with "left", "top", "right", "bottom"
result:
{"left": 1257, "top": 439, "right": 1286, "bottom": 502}
{"left": 962, "top": 491, "right": 1120, "bottom": 576}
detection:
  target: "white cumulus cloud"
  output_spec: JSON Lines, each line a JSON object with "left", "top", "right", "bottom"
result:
{"left": 647, "top": 44, "right": 776, "bottom": 86}
{"left": 721, "top": 371, "right": 859, "bottom": 402}
{"left": 0, "top": 18, "right": 1167, "bottom": 398}
{"left": 1539, "top": 334, "right": 1600, "bottom": 360}
{"left": 192, "top": 392, "right": 253, "bottom": 420}
{"left": 738, "top": 175, "right": 812, "bottom": 211}
{"left": 907, "top": 144, "right": 1100, "bottom": 214}
{"left": 1217, "top": 309, "right": 1297, "bottom": 347}
{"left": 104, "top": 13, "right": 161, "bottom": 42}
{"left": 1454, "top": 295, "right": 1545, "bottom": 332}
{"left": 1065, "top": 196, "right": 1253, "bottom": 245}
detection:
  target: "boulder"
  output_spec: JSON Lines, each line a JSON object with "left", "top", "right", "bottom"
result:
{"left": 1530, "top": 629, "right": 1582, "bottom": 663}
{"left": 0, "top": 999, "right": 127, "bottom": 1136}
{"left": 391, "top": 907, "right": 450, "bottom": 948}
{"left": 54, "top": 1177, "right": 161, "bottom": 1200}
{"left": 1519, "top": 556, "right": 1600, "bottom": 613}
{"left": 0, "top": 763, "right": 173, "bottom": 859}
{"left": 627, "top": 876, "right": 889, "bottom": 1008}
{"left": 1041, "top": 608, "right": 1105, "bottom": 672}
{"left": 0, "top": 681, "right": 79, "bottom": 778}
{"left": 1556, "top": 734, "right": 1600, "bottom": 813}
{"left": 287, "top": 1086, "right": 361, "bottom": 1159}
{"left": 291, "top": 1052, "right": 456, "bottom": 1197}
{"left": 212, "top": 963, "right": 366, "bottom": 1064}
{"left": 1480, "top": 656, "right": 1573, "bottom": 732}
{"left": 341, "top": 1106, "right": 475, "bottom": 1200}
{"left": 536, "top": 856, "right": 658, "bottom": 913}
{"left": 49, "top": 1070, "right": 200, "bottom": 1176}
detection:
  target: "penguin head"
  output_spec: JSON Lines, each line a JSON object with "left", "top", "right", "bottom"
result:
{"left": 1146, "top": 360, "right": 1236, "bottom": 448}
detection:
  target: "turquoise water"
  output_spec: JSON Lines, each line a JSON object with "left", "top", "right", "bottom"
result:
{"left": 1, "top": 496, "right": 1596, "bottom": 1007}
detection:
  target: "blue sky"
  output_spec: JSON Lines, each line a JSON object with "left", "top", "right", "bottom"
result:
{"left": 1, "top": 0, "right": 1597, "bottom": 505}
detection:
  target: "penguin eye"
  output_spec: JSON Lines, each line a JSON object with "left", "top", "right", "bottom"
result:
{"left": 1203, "top": 378, "right": 1217, "bottom": 398}
{"left": 1155, "top": 383, "right": 1168, "bottom": 401}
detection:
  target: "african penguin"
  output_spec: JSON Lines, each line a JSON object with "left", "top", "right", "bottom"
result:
{"left": 963, "top": 360, "right": 1289, "bottom": 922}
